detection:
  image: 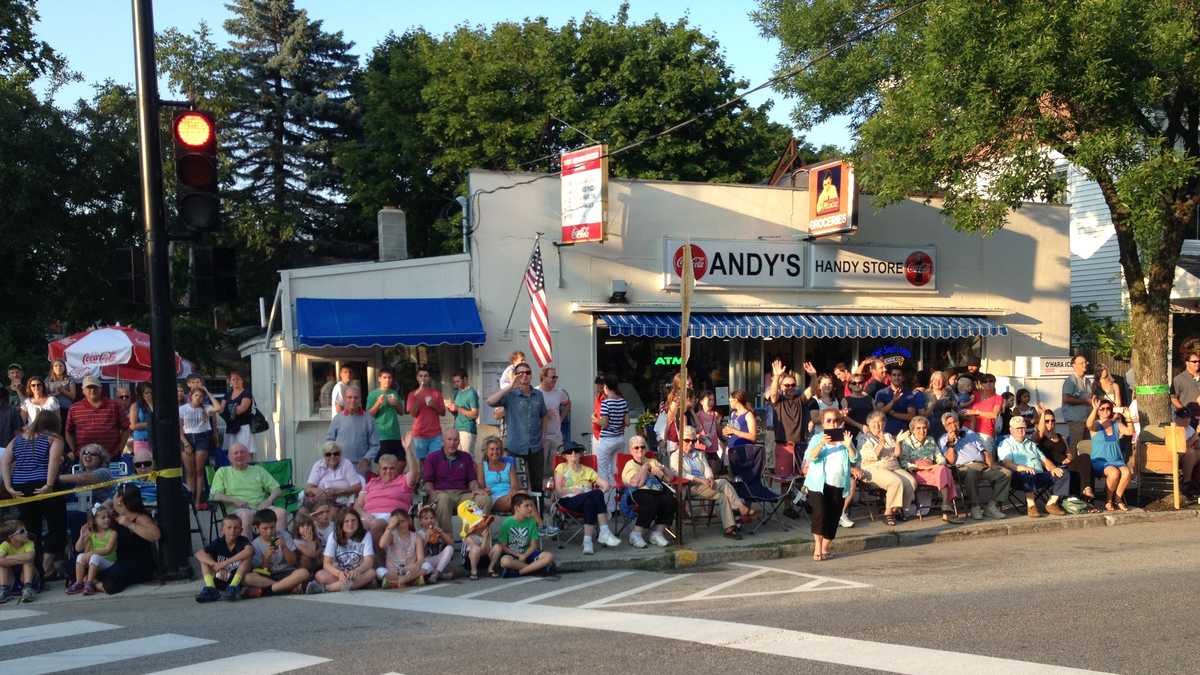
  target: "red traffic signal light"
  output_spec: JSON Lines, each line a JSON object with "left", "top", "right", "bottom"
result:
{"left": 172, "top": 110, "right": 219, "bottom": 232}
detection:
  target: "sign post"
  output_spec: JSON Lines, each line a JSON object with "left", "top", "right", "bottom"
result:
{"left": 560, "top": 144, "right": 608, "bottom": 244}
{"left": 674, "top": 239, "right": 694, "bottom": 545}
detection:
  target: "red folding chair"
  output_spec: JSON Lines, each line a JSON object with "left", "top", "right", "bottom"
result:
{"left": 548, "top": 454, "right": 599, "bottom": 548}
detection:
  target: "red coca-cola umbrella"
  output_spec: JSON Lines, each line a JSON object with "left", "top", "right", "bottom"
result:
{"left": 47, "top": 325, "right": 187, "bottom": 382}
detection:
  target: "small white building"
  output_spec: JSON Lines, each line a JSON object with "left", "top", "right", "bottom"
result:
{"left": 242, "top": 169, "right": 1071, "bottom": 481}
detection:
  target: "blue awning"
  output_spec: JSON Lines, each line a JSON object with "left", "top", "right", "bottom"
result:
{"left": 599, "top": 313, "right": 1006, "bottom": 339}
{"left": 297, "top": 298, "right": 486, "bottom": 348}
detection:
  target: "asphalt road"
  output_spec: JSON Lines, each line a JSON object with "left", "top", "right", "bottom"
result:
{"left": 3, "top": 519, "right": 1197, "bottom": 674}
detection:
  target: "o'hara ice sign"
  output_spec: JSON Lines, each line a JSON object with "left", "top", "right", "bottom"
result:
{"left": 810, "top": 244, "right": 937, "bottom": 290}
{"left": 663, "top": 238, "right": 805, "bottom": 289}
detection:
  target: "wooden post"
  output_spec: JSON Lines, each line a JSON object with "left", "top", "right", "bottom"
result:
{"left": 675, "top": 240, "right": 694, "bottom": 544}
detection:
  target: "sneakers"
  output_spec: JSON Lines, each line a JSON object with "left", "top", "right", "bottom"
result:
{"left": 82, "top": 581, "right": 97, "bottom": 596}
{"left": 629, "top": 531, "right": 647, "bottom": 548}
{"left": 19, "top": 586, "right": 34, "bottom": 603}
{"left": 195, "top": 586, "right": 221, "bottom": 603}
{"left": 65, "top": 581, "right": 86, "bottom": 595}
{"left": 838, "top": 513, "right": 855, "bottom": 528}
{"left": 540, "top": 525, "right": 561, "bottom": 537}
{"left": 305, "top": 580, "right": 325, "bottom": 595}
{"left": 222, "top": 584, "right": 242, "bottom": 601}
{"left": 970, "top": 505, "right": 984, "bottom": 521}
{"left": 1045, "top": 502, "right": 1067, "bottom": 516}
{"left": 598, "top": 530, "right": 621, "bottom": 548}
{"left": 582, "top": 537, "right": 595, "bottom": 555}
{"left": 985, "top": 503, "right": 1006, "bottom": 520}
{"left": 649, "top": 531, "right": 670, "bottom": 547}
{"left": 241, "top": 587, "right": 264, "bottom": 599}
{"left": 0, "top": 586, "right": 11, "bottom": 605}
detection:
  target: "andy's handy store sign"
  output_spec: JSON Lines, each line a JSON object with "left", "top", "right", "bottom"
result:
{"left": 664, "top": 238, "right": 937, "bottom": 292}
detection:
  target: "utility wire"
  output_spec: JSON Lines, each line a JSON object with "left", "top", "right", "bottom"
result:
{"left": 464, "top": 0, "right": 928, "bottom": 235}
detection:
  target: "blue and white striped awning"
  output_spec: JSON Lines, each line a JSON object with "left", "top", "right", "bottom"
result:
{"left": 598, "top": 313, "right": 1006, "bottom": 339}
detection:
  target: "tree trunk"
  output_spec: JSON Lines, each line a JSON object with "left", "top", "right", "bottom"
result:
{"left": 1129, "top": 298, "right": 1171, "bottom": 426}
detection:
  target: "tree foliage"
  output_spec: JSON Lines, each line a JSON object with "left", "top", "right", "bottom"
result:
{"left": 340, "top": 4, "right": 795, "bottom": 256}
{"left": 756, "top": 0, "right": 1200, "bottom": 422}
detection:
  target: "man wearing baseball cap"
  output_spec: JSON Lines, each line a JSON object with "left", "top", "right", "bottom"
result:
{"left": 65, "top": 376, "right": 129, "bottom": 462}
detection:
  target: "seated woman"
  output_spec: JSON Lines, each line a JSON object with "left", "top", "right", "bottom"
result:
{"left": 304, "top": 441, "right": 364, "bottom": 507}
{"left": 476, "top": 436, "right": 523, "bottom": 514}
{"left": 897, "top": 416, "right": 961, "bottom": 523}
{"left": 1033, "top": 408, "right": 1096, "bottom": 505}
{"left": 1086, "top": 397, "right": 1133, "bottom": 511}
{"left": 308, "top": 509, "right": 375, "bottom": 593}
{"left": 554, "top": 445, "right": 621, "bottom": 554}
{"left": 95, "top": 484, "right": 160, "bottom": 595}
{"left": 620, "top": 436, "right": 676, "bottom": 548}
{"left": 354, "top": 444, "right": 418, "bottom": 548}
{"left": 855, "top": 411, "right": 916, "bottom": 526}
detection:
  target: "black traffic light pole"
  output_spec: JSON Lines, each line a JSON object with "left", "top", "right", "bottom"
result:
{"left": 132, "top": 0, "right": 191, "bottom": 575}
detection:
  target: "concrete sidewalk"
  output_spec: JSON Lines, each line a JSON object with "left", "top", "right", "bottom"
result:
{"left": 553, "top": 503, "right": 1200, "bottom": 572}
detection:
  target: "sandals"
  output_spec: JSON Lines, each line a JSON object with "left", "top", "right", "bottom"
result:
{"left": 884, "top": 513, "right": 897, "bottom": 527}
{"left": 1105, "top": 500, "right": 1115, "bottom": 512}
{"left": 1116, "top": 497, "right": 1129, "bottom": 512}
{"left": 469, "top": 571, "right": 479, "bottom": 581}
{"left": 487, "top": 569, "right": 499, "bottom": 578}
{"left": 723, "top": 527, "right": 743, "bottom": 540}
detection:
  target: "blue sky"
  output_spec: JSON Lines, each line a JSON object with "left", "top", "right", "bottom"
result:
{"left": 34, "top": 0, "right": 852, "bottom": 149}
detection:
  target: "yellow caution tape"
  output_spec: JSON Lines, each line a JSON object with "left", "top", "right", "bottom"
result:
{"left": 0, "top": 467, "right": 183, "bottom": 507}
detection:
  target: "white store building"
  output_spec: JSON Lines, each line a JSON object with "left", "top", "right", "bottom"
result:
{"left": 241, "top": 169, "right": 1071, "bottom": 479}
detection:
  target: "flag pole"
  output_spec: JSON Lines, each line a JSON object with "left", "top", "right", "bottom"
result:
{"left": 502, "top": 234, "right": 543, "bottom": 339}
{"left": 675, "top": 239, "right": 694, "bottom": 545}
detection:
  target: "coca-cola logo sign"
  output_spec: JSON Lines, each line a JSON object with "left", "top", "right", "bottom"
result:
{"left": 904, "top": 251, "right": 934, "bottom": 287}
{"left": 672, "top": 244, "right": 708, "bottom": 281}
{"left": 80, "top": 351, "right": 117, "bottom": 365}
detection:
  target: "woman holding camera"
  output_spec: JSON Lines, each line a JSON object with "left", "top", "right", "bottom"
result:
{"left": 804, "top": 409, "right": 862, "bottom": 561}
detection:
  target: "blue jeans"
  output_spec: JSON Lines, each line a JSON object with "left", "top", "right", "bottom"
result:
{"left": 411, "top": 434, "right": 443, "bottom": 460}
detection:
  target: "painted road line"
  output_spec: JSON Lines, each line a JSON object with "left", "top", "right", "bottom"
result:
{"left": 0, "top": 608, "right": 44, "bottom": 622}
{"left": 514, "top": 571, "right": 635, "bottom": 605}
{"left": 729, "top": 562, "right": 872, "bottom": 590}
{"left": 681, "top": 567, "right": 770, "bottom": 600}
{"left": 299, "top": 592, "right": 1113, "bottom": 675}
{"left": 146, "top": 650, "right": 330, "bottom": 675}
{"left": 457, "top": 576, "right": 542, "bottom": 599}
{"left": 0, "top": 634, "right": 216, "bottom": 675}
{"left": 577, "top": 574, "right": 692, "bottom": 609}
{"left": 0, "top": 619, "right": 119, "bottom": 648}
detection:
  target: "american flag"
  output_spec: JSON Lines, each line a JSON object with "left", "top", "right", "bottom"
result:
{"left": 524, "top": 240, "right": 553, "bottom": 367}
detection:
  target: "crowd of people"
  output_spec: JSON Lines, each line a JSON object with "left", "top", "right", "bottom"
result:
{"left": 1, "top": 347, "right": 1193, "bottom": 603}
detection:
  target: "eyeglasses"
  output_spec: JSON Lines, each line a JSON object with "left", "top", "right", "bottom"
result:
{"left": 118, "top": 395, "right": 130, "bottom": 400}
{"left": 681, "top": 438, "right": 695, "bottom": 443}
{"left": 515, "top": 370, "right": 532, "bottom": 376}
{"left": 12, "top": 528, "right": 26, "bottom": 535}
{"left": 781, "top": 383, "right": 796, "bottom": 388}
{"left": 547, "top": 376, "right": 558, "bottom": 380}
{"left": 1043, "top": 417, "right": 1056, "bottom": 423}
{"left": 83, "top": 451, "right": 102, "bottom": 458}
{"left": 379, "top": 465, "right": 399, "bottom": 472}
{"left": 631, "top": 445, "right": 646, "bottom": 449}
{"left": 1189, "top": 360, "right": 1200, "bottom": 364}
{"left": 134, "top": 461, "right": 153, "bottom": 468}
{"left": 850, "top": 379, "right": 863, "bottom": 384}
{"left": 29, "top": 382, "right": 43, "bottom": 388}
{"left": 324, "top": 451, "right": 341, "bottom": 457}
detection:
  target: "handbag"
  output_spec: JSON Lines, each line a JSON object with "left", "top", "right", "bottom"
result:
{"left": 250, "top": 402, "right": 269, "bottom": 434}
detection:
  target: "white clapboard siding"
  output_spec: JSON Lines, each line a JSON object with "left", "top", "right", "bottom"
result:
{"left": 1069, "top": 165, "right": 1128, "bottom": 319}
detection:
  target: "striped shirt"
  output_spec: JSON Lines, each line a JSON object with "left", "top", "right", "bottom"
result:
{"left": 599, "top": 397, "right": 628, "bottom": 438}
{"left": 66, "top": 399, "right": 128, "bottom": 457}
{"left": 9, "top": 434, "right": 52, "bottom": 485}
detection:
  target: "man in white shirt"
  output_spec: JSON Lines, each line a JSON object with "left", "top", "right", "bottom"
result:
{"left": 330, "top": 365, "right": 354, "bottom": 416}
{"left": 669, "top": 426, "right": 757, "bottom": 539}
{"left": 537, "top": 366, "right": 570, "bottom": 467}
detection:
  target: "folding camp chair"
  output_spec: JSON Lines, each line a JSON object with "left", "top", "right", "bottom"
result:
{"left": 205, "top": 459, "right": 303, "bottom": 540}
{"left": 548, "top": 453, "right": 599, "bottom": 548}
{"left": 729, "top": 444, "right": 790, "bottom": 534}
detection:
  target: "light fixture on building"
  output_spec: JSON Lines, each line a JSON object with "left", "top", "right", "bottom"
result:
{"left": 609, "top": 279, "right": 629, "bottom": 304}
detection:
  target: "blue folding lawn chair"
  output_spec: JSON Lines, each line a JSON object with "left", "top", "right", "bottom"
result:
{"left": 729, "top": 444, "right": 792, "bottom": 534}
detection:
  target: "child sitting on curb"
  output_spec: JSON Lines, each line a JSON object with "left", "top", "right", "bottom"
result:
{"left": 416, "top": 506, "right": 454, "bottom": 583}
{"left": 493, "top": 494, "right": 555, "bottom": 578}
{"left": 307, "top": 510, "right": 375, "bottom": 593}
{"left": 243, "top": 508, "right": 310, "bottom": 598}
{"left": 67, "top": 507, "right": 117, "bottom": 596}
{"left": 195, "top": 513, "right": 252, "bottom": 602}
{"left": 376, "top": 509, "right": 424, "bottom": 589}
{"left": 0, "top": 520, "right": 36, "bottom": 604}
{"left": 458, "top": 499, "right": 494, "bottom": 580}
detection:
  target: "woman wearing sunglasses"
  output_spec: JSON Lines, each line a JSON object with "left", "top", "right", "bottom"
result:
{"left": 1086, "top": 397, "right": 1132, "bottom": 511}
{"left": 305, "top": 440, "right": 365, "bottom": 507}
{"left": 20, "top": 377, "right": 59, "bottom": 429}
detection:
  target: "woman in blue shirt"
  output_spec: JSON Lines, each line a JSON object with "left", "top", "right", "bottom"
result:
{"left": 804, "top": 409, "right": 863, "bottom": 561}
{"left": 476, "top": 436, "right": 523, "bottom": 514}
{"left": 1086, "top": 397, "right": 1133, "bottom": 511}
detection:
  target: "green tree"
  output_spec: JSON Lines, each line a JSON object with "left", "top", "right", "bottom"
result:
{"left": 340, "top": 5, "right": 793, "bottom": 257}
{"left": 756, "top": 0, "right": 1199, "bottom": 424}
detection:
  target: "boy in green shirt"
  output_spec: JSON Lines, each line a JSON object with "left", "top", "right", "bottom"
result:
{"left": 493, "top": 494, "right": 555, "bottom": 578}
{"left": 367, "top": 368, "right": 405, "bottom": 458}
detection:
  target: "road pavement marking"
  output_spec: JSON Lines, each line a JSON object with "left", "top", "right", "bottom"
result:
{"left": 682, "top": 567, "right": 770, "bottom": 600}
{"left": 0, "top": 633, "right": 216, "bottom": 675}
{"left": 578, "top": 574, "right": 692, "bottom": 609}
{"left": 514, "top": 571, "right": 635, "bottom": 605}
{"left": 299, "top": 592, "right": 1114, "bottom": 675}
{"left": 145, "top": 649, "right": 330, "bottom": 674}
{"left": 0, "top": 619, "right": 119, "bottom": 648}
{"left": 457, "top": 576, "right": 542, "bottom": 599}
{"left": 730, "top": 562, "right": 872, "bottom": 589}
{"left": 0, "top": 608, "right": 44, "bottom": 622}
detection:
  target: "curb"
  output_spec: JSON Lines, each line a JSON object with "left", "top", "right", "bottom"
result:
{"left": 556, "top": 508, "right": 1200, "bottom": 573}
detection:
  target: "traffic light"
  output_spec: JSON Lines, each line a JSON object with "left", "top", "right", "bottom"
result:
{"left": 172, "top": 110, "right": 219, "bottom": 232}
{"left": 110, "top": 247, "right": 146, "bottom": 305}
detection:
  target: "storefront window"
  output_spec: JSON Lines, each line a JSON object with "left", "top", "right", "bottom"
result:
{"left": 596, "top": 327, "right": 730, "bottom": 418}
{"left": 381, "top": 345, "right": 471, "bottom": 397}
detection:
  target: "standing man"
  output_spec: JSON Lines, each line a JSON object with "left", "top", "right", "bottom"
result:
{"left": 864, "top": 359, "right": 888, "bottom": 398}
{"left": 325, "top": 385, "right": 379, "bottom": 475}
{"left": 874, "top": 367, "right": 924, "bottom": 437}
{"left": 965, "top": 374, "right": 1004, "bottom": 451}
{"left": 1171, "top": 351, "right": 1200, "bottom": 422}
{"left": 486, "top": 362, "right": 548, "bottom": 493}
{"left": 406, "top": 366, "right": 446, "bottom": 460}
{"left": 833, "top": 363, "right": 853, "bottom": 397}
{"left": 65, "top": 376, "right": 129, "bottom": 462}
{"left": 330, "top": 365, "right": 354, "bottom": 416}
{"left": 537, "top": 366, "right": 570, "bottom": 466}
{"left": 6, "top": 363, "right": 24, "bottom": 405}
{"left": 765, "top": 359, "right": 807, "bottom": 479}
{"left": 1061, "top": 354, "right": 1092, "bottom": 451}
{"left": 366, "top": 368, "right": 405, "bottom": 459}
{"left": 494, "top": 351, "right": 525, "bottom": 428}
{"left": 445, "top": 370, "right": 480, "bottom": 461}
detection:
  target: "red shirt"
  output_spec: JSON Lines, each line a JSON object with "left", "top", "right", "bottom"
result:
{"left": 969, "top": 393, "right": 1004, "bottom": 436}
{"left": 406, "top": 388, "right": 445, "bottom": 439}
{"left": 66, "top": 398, "right": 129, "bottom": 457}
{"left": 592, "top": 393, "right": 603, "bottom": 440}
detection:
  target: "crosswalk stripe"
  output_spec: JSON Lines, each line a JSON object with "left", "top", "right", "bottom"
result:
{"left": 145, "top": 649, "right": 330, "bottom": 674}
{"left": 514, "top": 572, "right": 635, "bottom": 605}
{"left": 457, "top": 576, "right": 542, "bottom": 599}
{"left": 0, "top": 619, "right": 119, "bottom": 648}
{"left": 0, "top": 608, "right": 44, "bottom": 622}
{"left": 577, "top": 574, "right": 691, "bottom": 609}
{"left": 0, "top": 633, "right": 215, "bottom": 675}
